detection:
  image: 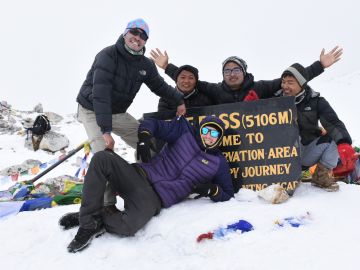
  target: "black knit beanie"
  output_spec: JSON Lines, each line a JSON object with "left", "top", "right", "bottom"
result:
{"left": 174, "top": 65, "right": 199, "bottom": 82}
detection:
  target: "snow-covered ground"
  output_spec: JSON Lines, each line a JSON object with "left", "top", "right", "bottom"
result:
{"left": 1, "top": 0, "right": 360, "bottom": 268}
{"left": 0, "top": 108, "right": 360, "bottom": 270}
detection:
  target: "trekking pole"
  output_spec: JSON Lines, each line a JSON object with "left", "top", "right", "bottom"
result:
{"left": 22, "top": 141, "right": 91, "bottom": 185}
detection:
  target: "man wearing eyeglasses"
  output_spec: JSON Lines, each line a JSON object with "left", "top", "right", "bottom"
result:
{"left": 62, "top": 115, "right": 234, "bottom": 253}
{"left": 75, "top": 18, "right": 186, "bottom": 210}
{"left": 150, "top": 47, "right": 342, "bottom": 104}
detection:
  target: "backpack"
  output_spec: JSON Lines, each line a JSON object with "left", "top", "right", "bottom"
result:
{"left": 28, "top": 114, "right": 51, "bottom": 136}
{"left": 349, "top": 157, "right": 360, "bottom": 184}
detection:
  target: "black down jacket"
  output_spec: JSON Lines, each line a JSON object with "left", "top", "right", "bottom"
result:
{"left": 275, "top": 87, "right": 352, "bottom": 146}
{"left": 164, "top": 61, "right": 324, "bottom": 104}
{"left": 77, "top": 35, "right": 183, "bottom": 133}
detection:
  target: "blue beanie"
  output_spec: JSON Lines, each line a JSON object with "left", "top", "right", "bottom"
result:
{"left": 123, "top": 18, "right": 149, "bottom": 38}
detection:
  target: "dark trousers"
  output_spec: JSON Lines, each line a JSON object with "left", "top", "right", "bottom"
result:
{"left": 79, "top": 150, "right": 161, "bottom": 236}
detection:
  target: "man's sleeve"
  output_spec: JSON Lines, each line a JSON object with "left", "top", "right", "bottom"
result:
{"left": 305, "top": 61, "right": 324, "bottom": 81}
{"left": 209, "top": 156, "right": 235, "bottom": 202}
{"left": 318, "top": 97, "right": 352, "bottom": 144}
{"left": 92, "top": 50, "right": 117, "bottom": 133}
{"left": 158, "top": 97, "right": 176, "bottom": 112}
{"left": 139, "top": 116, "right": 189, "bottom": 144}
{"left": 164, "top": 63, "right": 179, "bottom": 81}
{"left": 145, "top": 60, "right": 184, "bottom": 106}
{"left": 196, "top": 81, "right": 232, "bottom": 104}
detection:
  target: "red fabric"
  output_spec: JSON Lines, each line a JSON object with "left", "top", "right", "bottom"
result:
{"left": 196, "top": 232, "right": 214, "bottom": 242}
{"left": 333, "top": 144, "right": 357, "bottom": 177}
{"left": 243, "top": 90, "right": 259, "bottom": 102}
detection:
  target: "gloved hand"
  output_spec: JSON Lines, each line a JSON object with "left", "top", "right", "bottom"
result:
{"left": 243, "top": 90, "right": 259, "bottom": 102}
{"left": 333, "top": 143, "right": 357, "bottom": 176}
{"left": 193, "top": 182, "right": 218, "bottom": 199}
{"left": 136, "top": 131, "right": 152, "bottom": 163}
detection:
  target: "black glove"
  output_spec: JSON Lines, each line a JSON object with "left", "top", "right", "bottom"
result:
{"left": 137, "top": 131, "right": 152, "bottom": 163}
{"left": 193, "top": 182, "right": 218, "bottom": 199}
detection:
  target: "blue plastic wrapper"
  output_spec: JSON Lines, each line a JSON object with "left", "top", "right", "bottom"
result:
{"left": 275, "top": 212, "right": 312, "bottom": 227}
{"left": 213, "top": 220, "right": 254, "bottom": 239}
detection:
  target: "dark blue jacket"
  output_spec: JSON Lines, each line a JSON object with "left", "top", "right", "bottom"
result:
{"left": 76, "top": 35, "right": 183, "bottom": 133}
{"left": 138, "top": 116, "right": 234, "bottom": 208}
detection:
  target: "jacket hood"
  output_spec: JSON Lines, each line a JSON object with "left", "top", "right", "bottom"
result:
{"left": 274, "top": 85, "right": 320, "bottom": 104}
{"left": 198, "top": 115, "right": 225, "bottom": 149}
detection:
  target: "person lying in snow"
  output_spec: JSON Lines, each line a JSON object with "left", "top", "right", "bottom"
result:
{"left": 60, "top": 115, "right": 234, "bottom": 253}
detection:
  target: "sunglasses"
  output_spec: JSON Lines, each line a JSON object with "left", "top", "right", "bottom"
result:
{"left": 128, "top": 28, "right": 148, "bottom": 41}
{"left": 223, "top": 67, "right": 242, "bottom": 76}
{"left": 201, "top": 127, "right": 220, "bottom": 138}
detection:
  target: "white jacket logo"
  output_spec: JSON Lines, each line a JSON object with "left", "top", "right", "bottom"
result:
{"left": 304, "top": 107, "right": 311, "bottom": 111}
{"left": 139, "top": 70, "right": 146, "bottom": 76}
{"left": 201, "top": 159, "right": 209, "bottom": 165}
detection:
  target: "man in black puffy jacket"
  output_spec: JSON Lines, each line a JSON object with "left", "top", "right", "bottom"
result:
{"left": 274, "top": 63, "right": 354, "bottom": 191}
{"left": 76, "top": 18, "right": 185, "bottom": 207}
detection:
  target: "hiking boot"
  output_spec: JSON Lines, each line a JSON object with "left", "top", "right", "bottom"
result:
{"left": 312, "top": 163, "right": 339, "bottom": 192}
{"left": 67, "top": 216, "right": 105, "bottom": 253}
{"left": 59, "top": 212, "right": 80, "bottom": 230}
{"left": 103, "top": 205, "right": 121, "bottom": 216}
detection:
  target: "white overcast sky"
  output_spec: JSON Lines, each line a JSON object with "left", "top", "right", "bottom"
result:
{"left": 1, "top": 0, "right": 359, "bottom": 121}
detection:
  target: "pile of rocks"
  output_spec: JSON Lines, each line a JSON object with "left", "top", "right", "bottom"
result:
{"left": 0, "top": 101, "right": 70, "bottom": 152}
